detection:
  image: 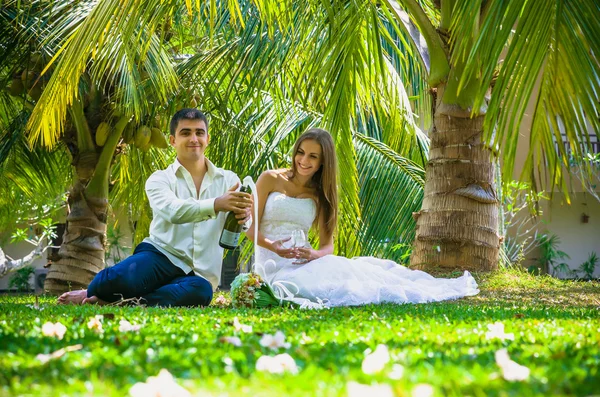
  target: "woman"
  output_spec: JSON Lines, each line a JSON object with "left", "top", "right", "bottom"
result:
{"left": 247, "top": 128, "right": 478, "bottom": 307}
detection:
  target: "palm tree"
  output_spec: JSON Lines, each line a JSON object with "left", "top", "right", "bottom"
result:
{"left": 175, "top": 3, "right": 429, "bottom": 260}
{"left": 382, "top": 0, "right": 598, "bottom": 270}
{"left": 153, "top": 0, "right": 600, "bottom": 271}
{"left": 167, "top": 0, "right": 599, "bottom": 271}
{"left": 1, "top": 0, "right": 176, "bottom": 293}
{"left": 6, "top": 0, "right": 597, "bottom": 294}
{"left": 5, "top": 0, "right": 426, "bottom": 296}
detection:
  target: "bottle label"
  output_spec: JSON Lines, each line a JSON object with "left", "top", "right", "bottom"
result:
{"left": 220, "top": 230, "right": 240, "bottom": 247}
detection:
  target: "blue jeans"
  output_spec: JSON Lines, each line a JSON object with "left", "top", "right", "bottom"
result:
{"left": 87, "top": 243, "right": 213, "bottom": 307}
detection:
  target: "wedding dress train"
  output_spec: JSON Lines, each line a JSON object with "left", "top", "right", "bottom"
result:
{"left": 254, "top": 192, "right": 479, "bottom": 308}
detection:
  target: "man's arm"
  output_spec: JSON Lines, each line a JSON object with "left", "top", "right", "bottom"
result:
{"left": 146, "top": 174, "right": 216, "bottom": 224}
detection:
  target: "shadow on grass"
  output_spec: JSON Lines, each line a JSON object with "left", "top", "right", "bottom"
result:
{"left": 473, "top": 286, "right": 600, "bottom": 309}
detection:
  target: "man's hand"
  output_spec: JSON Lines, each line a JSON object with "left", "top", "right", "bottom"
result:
{"left": 214, "top": 183, "right": 253, "bottom": 224}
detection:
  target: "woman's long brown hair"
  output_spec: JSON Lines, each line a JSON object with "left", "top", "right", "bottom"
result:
{"left": 290, "top": 128, "right": 338, "bottom": 236}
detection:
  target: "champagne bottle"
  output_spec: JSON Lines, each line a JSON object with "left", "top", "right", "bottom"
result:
{"left": 219, "top": 184, "right": 251, "bottom": 250}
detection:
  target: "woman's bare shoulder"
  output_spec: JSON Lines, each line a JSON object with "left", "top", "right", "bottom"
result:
{"left": 259, "top": 169, "right": 289, "bottom": 182}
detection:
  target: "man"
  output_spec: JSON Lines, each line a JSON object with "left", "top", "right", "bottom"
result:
{"left": 58, "top": 108, "right": 252, "bottom": 306}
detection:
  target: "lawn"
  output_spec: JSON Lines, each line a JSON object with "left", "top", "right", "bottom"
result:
{"left": 0, "top": 267, "right": 598, "bottom": 396}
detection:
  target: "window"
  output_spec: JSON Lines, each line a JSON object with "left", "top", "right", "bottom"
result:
{"left": 556, "top": 133, "right": 599, "bottom": 157}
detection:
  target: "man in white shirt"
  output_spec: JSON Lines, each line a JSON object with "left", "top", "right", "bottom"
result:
{"left": 58, "top": 108, "right": 252, "bottom": 306}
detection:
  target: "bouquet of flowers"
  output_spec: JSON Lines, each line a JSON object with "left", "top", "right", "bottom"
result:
{"left": 230, "top": 272, "right": 329, "bottom": 310}
{"left": 230, "top": 272, "right": 284, "bottom": 308}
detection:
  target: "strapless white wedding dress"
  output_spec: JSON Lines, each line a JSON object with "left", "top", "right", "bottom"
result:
{"left": 254, "top": 192, "right": 479, "bottom": 308}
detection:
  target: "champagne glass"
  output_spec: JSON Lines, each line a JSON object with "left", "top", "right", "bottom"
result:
{"left": 291, "top": 230, "right": 307, "bottom": 263}
{"left": 281, "top": 230, "right": 306, "bottom": 249}
{"left": 292, "top": 230, "right": 307, "bottom": 248}
{"left": 281, "top": 234, "right": 295, "bottom": 249}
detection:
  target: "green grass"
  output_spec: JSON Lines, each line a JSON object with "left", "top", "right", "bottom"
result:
{"left": 1, "top": 267, "right": 599, "bottom": 396}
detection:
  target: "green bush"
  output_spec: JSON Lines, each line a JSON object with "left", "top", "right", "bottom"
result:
{"left": 8, "top": 266, "right": 35, "bottom": 292}
{"left": 578, "top": 252, "right": 598, "bottom": 279}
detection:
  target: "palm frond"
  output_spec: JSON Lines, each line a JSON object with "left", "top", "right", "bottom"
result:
{"left": 26, "top": 0, "right": 192, "bottom": 147}
{"left": 382, "top": 0, "right": 448, "bottom": 85}
{"left": 109, "top": 144, "right": 172, "bottom": 246}
{"left": 448, "top": 0, "right": 484, "bottom": 66}
{"left": 450, "top": 0, "right": 600, "bottom": 194}
{"left": 355, "top": 132, "right": 425, "bottom": 262}
{"left": 450, "top": 0, "right": 521, "bottom": 107}
{"left": 379, "top": 13, "right": 432, "bottom": 134}
{"left": 357, "top": 56, "right": 429, "bottom": 166}
{"left": 0, "top": 110, "right": 71, "bottom": 231}
{"left": 486, "top": 0, "right": 600, "bottom": 192}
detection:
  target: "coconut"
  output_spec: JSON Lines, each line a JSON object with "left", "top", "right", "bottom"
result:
{"left": 30, "top": 53, "right": 43, "bottom": 67}
{"left": 139, "top": 142, "right": 152, "bottom": 152}
{"left": 21, "top": 70, "right": 37, "bottom": 89}
{"left": 95, "top": 122, "right": 112, "bottom": 146}
{"left": 134, "top": 125, "right": 152, "bottom": 148}
{"left": 8, "top": 78, "right": 24, "bottom": 96}
{"left": 28, "top": 84, "right": 43, "bottom": 101}
{"left": 150, "top": 127, "right": 169, "bottom": 148}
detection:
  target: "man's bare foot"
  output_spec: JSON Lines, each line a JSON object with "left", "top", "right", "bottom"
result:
{"left": 82, "top": 295, "right": 108, "bottom": 305}
{"left": 57, "top": 290, "right": 88, "bottom": 305}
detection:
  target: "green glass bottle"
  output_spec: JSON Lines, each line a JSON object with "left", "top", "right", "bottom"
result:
{"left": 219, "top": 184, "right": 251, "bottom": 250}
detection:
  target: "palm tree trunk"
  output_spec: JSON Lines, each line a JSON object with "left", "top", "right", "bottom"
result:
{"left": 410, "top": 86, "right": 500, "bottom": 271}
{"left": 44, "top": 115, "right": 127, "bottom": 294}
{"left": 44, "top": 182, "right": 107, "bottom": 294}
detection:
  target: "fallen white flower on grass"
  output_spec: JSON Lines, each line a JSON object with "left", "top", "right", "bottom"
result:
{"left": 495, "top": 349, "right": 530, "bottom": 381}
{"left": 87, "top": 315, "right": 104, "bottom": 334}
{"left": 260, "top": 331, "right": 291, "bottom": 350}
{"left": 347, "top": 381, "right": 394, "bottom": 397}
{"left": 36, "top": 344, "right": 83, "bottom": 364}
{"left": 214, "top": 295, "right": 229, "bottom": 306}
{"left": 300, "top": 332, "right": 313, "bottom": 344}
{"left": 129, "top": 369, "right": 191, "bottom": 397}
{"left": 119, "top": 319, "right": 142, "bottom": 333}
{"left": 486, "top": 322, "right": 515, "bottom": 341}
{"left": 412, "top": 383, "right": 434, "bottom": 397}
{"left": 362, "top": 344, "right": 390, "bottom": 375}
{"left": 219, "top": 336, "right": 242, "bottom": 347}
{"left": 388, "top": 363, "right": 405, "bottom": 380}
{"left": 255, "top": 353, "right": 299, "bottom": 374}
{"left": 222, "top": 356, "right": 236, "bottom": 374}
{"left": 41, "top": 322, "right": 67, "bottom": 340}
{"left": 233, "top": 317, "right": 252, "bottom": 333}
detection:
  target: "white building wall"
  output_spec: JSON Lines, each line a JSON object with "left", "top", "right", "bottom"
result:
{"left": 536, "top": 193, "right": 600, "bottom": 278}
{"left": 507, "top": 73, "right": 600, "bottom": 278}
{"left": 0, "top": 239, "right": 47, "bottom": 291}
{"left": 0, "top": 208, "right": 134, "bottom": 291}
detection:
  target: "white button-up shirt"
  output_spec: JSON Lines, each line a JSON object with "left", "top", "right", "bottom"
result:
{"left": 143, "top": 158, "right": 241, "bottom": 290}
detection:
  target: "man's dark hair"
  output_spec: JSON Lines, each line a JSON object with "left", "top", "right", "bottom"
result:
{"left": 169, "top": 108, "right": 209, "bottom": 136}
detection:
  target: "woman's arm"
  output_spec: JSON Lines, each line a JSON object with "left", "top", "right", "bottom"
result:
{"left": 246, "top": 170, "right": 296, "bottom": 259}
{"left": 293, "top": 207, "right": 334, "bottom": 263}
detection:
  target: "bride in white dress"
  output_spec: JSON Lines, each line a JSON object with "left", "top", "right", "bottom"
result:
{"left": 247, "top": 129, "right": 478, "bottom": 307}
